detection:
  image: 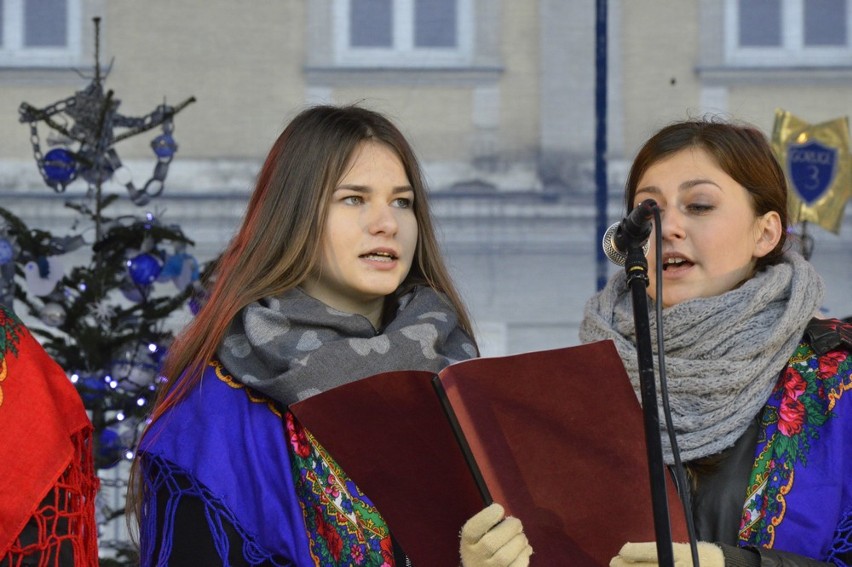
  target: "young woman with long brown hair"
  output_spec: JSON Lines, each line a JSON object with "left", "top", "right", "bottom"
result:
{"left": 129, "top": 105, "right": 532, "bottom": 567}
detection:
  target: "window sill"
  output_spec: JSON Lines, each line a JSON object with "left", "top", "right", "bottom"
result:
{"left": 697, "top": 65, "right": 852, "bottom": 85}
{"left": 0, "top": 65, "right": 95, "bottom": 86}
{"left": 304, "top": 64, "right": 504, "bottom": 87}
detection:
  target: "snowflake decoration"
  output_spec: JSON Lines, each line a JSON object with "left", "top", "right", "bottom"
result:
{"left": 93, "top": 300, "right": 115, "bottom": 323}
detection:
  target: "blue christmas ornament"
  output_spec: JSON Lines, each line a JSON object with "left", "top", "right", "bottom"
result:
{"left": 98, "top": 428, "right": 125, "bottom": 469}
{"left": 77, "top": 374, "right": 107, "bottom": 408}
{"left": 120, "top": 282, "right": 145, "bottom": 303}
{"left": 127, "top": 252, "right": 163, "bottom": 285}
{"left": 42, "top": 148, "right": 77, "bottom": 184}
{"left": 0, "top": 238, "right": 14, "bottom": 265}
{"left": 158, "top": 253, "right": 186, "bottom": 280}
{"left": 158, "top": 252, "right": 200, "bottom": 289}
{"left": 151, "top": 133, "right": 177, "bottom": 158}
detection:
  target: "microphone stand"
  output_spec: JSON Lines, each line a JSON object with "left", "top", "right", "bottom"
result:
{"left": 623, "top": 240, "right": 675, "bottom": 567}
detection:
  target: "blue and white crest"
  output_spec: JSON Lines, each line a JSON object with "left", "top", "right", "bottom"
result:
{"left": 787, "top": 140, "right": 838, "bottom": 204}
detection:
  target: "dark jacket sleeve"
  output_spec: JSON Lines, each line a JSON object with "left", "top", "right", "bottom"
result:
{"left": 748, "top": 546, "right": 841, "bottom": 567}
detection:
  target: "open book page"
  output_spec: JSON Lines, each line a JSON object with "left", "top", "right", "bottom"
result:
{"left": 290, "top": 340, "right": 687, "bottom": 565}
{"left": 439, "top": 340, "right": 687, "bottom": 565}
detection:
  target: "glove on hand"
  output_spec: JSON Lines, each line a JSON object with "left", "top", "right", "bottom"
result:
{"left": 460, "top": 503, "right": 533, "bottom": 567}
{"left": 610, "top": 541, "right": 724, "bottom": 567}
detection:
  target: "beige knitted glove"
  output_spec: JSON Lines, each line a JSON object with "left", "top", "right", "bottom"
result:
{"left": 460, "top": 503, "right": 533, "bottom": 567}
{"left": 610, "top": 541, "right": 724, "bottom": 567}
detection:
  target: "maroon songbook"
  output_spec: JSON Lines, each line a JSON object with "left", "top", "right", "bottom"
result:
{"left": 290, "top": 340, "right": 687, "bottom": 566}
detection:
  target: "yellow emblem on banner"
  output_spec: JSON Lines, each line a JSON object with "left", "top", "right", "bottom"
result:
{"left": 771, "top": 109, "right": 852, "bottom": 234}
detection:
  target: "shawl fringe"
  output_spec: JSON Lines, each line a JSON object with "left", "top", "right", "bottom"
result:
{"left": 3, "top": 426, "right": 99, "bottom": 566}
{"left": 140, "top": 454, "right": 293, "bottom": 567}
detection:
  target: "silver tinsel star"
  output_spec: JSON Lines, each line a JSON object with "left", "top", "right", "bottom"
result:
{"left": 93, "top": 300, "right": 115, "bottom": 323}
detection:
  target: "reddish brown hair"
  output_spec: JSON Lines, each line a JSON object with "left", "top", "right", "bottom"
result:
{"left": 626, "top": 119, "right": 788, "bottom": 272}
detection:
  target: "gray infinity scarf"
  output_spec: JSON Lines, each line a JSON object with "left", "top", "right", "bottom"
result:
{"left": 579, "top": 251, "right": 824, "bottom": 464}
{"left": 217, "top": 286, "right": 477, "bottom": 406}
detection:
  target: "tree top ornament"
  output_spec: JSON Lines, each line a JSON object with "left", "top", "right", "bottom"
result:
{"left": 18, "top": 17, "right": 196, "bottom": 214}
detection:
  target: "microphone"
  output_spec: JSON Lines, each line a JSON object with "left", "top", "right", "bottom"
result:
{"left": 602, "top": 199, "right": 657, "bottom": 266}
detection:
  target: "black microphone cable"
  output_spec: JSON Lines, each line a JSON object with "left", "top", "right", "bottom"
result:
{"left": 650, "top": 205, "right": 700, "bottom": 567}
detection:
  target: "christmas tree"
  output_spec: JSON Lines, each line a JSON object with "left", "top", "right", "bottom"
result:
{"left": 0, "top": 18, "right": 197, "bottom": 560}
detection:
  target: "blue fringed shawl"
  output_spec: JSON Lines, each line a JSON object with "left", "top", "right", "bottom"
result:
{"left": 138, "top": 361, "right": 315, "bottom": 566}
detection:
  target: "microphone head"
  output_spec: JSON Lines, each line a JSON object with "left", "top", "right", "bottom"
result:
{"left": 602, "top": 222, "right": 650, "bottom": 267}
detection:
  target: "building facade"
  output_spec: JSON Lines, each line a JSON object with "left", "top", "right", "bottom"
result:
{"left": 1, "top": 0, "right": 850, "bottom": 356}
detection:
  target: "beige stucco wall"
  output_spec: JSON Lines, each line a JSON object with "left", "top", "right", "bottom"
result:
{"left": 499, "top": 1, "right": 539, "bottom": 160}
{"left": 319, "top": 1, "right": 540, "bottom": 166}
{"left": 2, "top": 1, "right": 544, "bottom": 191}
{"left": 618, "top": 0, "right": 852, "bottom": 166}
{"left": 619, "top": 0, "right": 704, "bottom": 157}
{"left": 102, "top": 1, "right": 306, "bottom": 160}
{"left": 332, "top": 86, "right": 474, "bottom": 162}
{"left": 727, "top": 85, "right": 852, "bottom": 136}
{"left": 6, "top": 0, "right": 852, "bottom": 192}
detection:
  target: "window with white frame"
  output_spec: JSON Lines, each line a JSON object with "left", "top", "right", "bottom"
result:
{"left": 726, "top": 0, "right": 852, "bottom": 66}
{"left": 333, "top": 0, "right": 473, "bottom": 67}
{"left": 0, "top": 0, "right": 82, "bottom": 67}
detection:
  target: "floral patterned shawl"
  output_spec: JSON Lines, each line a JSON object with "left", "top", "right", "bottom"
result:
{"left": 739, "top": 318, "right": 852, "bottom": 564}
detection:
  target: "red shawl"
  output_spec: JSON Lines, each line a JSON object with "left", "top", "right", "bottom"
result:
{"left": 0, "top": 305, "right": 98, "bottom": 565}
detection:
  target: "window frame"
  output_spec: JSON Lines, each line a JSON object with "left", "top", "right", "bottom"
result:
{"left": 725, "top": 0, "right": 852, "bottom": 67}
{"left": 0, "top": 0, "right": 83, "bottom": 67}
{"left": 332, "top": 0, "right": 473, "bottom": 68}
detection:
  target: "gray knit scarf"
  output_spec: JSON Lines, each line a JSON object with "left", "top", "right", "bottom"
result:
{"left": 216, "top": 285, "right": 477, "bottom": 406}
{"left": 579, "top": 251, "right": 824, "bottom": 464}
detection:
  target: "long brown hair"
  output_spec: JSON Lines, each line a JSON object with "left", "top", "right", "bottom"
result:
{"left": 625, "top": 118, "right": 789, "bottom": 272}
{"left": 128, "top": 104, "right": 475, "bottom": 525}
